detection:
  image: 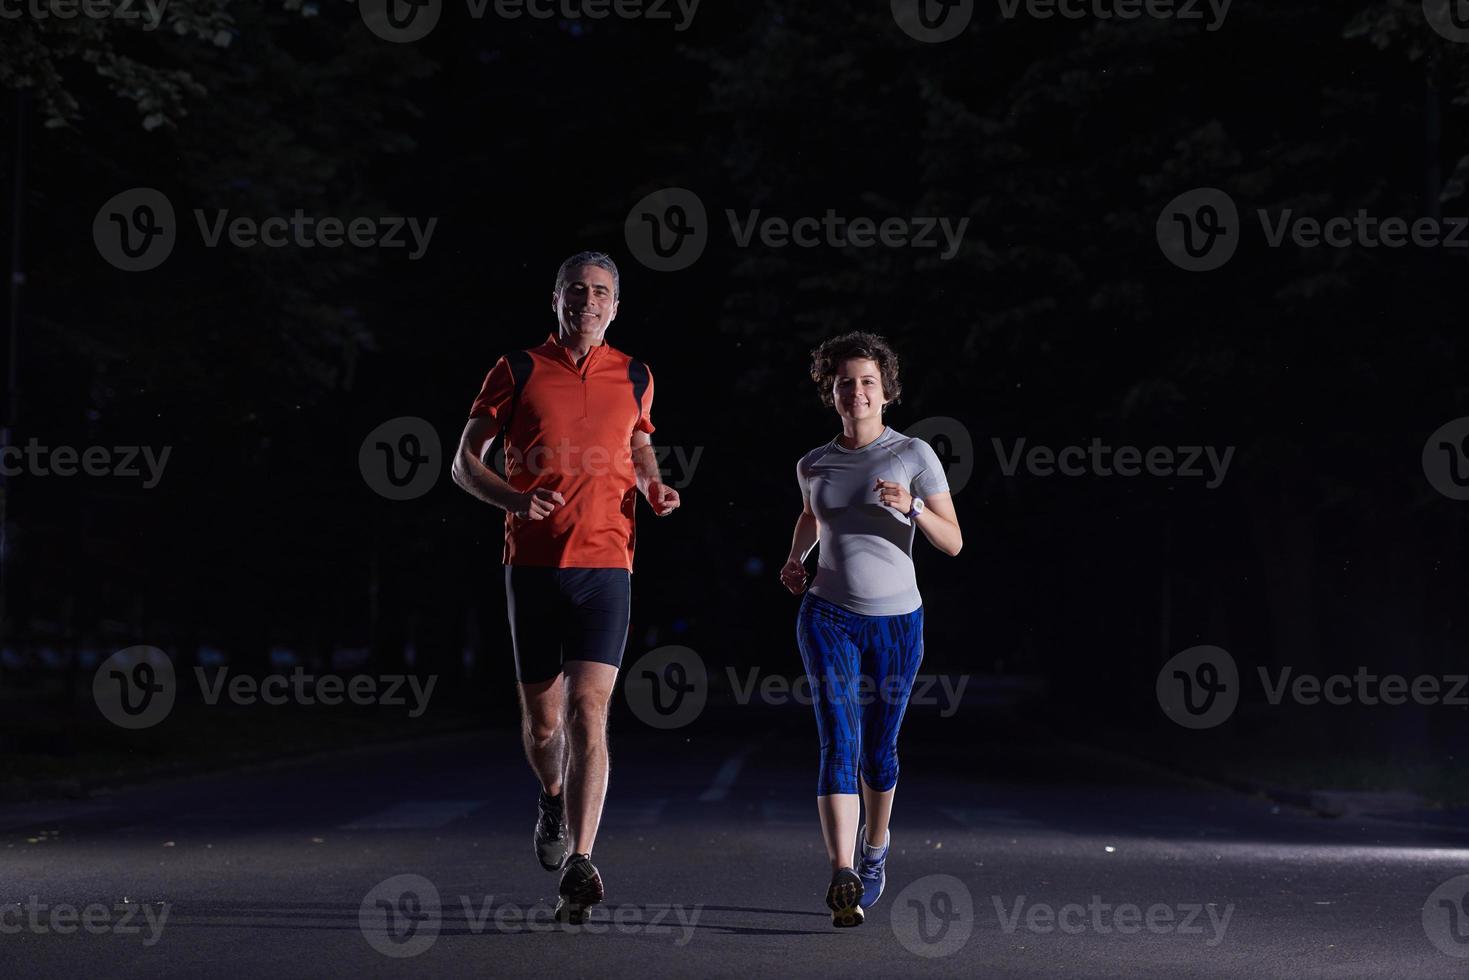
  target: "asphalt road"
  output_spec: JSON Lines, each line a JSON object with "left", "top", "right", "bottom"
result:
{"left": 3, "top": 712, "right": 1469, "bottom": 979}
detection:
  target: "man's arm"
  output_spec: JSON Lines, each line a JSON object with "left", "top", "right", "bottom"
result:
{"left": 450, "top": 418, "right": 563, "bottom": 520}
{"left": 631, "top": 429, "right": 680, "bottom": 516}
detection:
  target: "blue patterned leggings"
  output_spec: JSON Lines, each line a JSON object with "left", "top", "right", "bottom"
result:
{"left": 795, "top": 592, "right": 925, "bottom": 796}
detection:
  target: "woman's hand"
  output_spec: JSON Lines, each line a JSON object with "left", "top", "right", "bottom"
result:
{"left": 874, "top": 479, "right": 913, "bottom": 515}
{"left": 779, "top": 557, "right": 809, "bottom": 595}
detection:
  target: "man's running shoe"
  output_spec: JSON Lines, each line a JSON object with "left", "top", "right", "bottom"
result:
{"left": 534, "top": 790, "right": 568, "bottom": 871}
{"left": 826, "top": 867, "right": 865, "bottom": 928}
{"left": 855, "top": 827, "right": 889, "bottom": 909}
{"left": 554, "top": 853, "right": 604, "bottom": 925}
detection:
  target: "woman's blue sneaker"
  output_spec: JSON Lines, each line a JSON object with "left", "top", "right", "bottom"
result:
{"left": 856, "top": 827, "right": 889, "bottom": 909}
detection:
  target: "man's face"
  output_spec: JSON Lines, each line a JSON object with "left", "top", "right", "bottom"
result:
{"left": 832, "top": 357, "right": 887, "bottom": 421}
{"left": 552, "top": 264, "right": 619, "bottom": 343}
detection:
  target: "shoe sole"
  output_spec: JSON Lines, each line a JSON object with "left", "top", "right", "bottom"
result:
{"left": 554, "top": 899, "right": 594, "bottom": 925}
{"left": 555, "top": 866, "right": 605, "bottom": 926}
{"left": 827, "top": 877, "right": 865, "bottom": 928}
{"left": 536, "top": 838, "right": 569, "bottom": 872}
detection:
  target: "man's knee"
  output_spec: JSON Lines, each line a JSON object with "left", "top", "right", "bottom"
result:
{"left": 524, "top": 715, "right": 562, "bottom": 747}
{"left": 566, "top": 693, "right": 610, "bottom": 742}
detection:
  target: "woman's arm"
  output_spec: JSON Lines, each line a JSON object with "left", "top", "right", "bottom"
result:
{"left": 874, "top": 481, "right": 963, "bottom": 557}
{"left": 914, "top": 491, "right": 962, "bottom": 557}
{"left": 780, "top": 497, "right": 819, "bottom": 594}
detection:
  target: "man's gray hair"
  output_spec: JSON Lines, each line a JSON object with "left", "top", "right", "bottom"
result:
{"left": 554, "top": 251, "right": 621, "bottom": 299}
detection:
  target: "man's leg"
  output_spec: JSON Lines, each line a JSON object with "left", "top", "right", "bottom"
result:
{"left": 505, "top": 565, "right": 572, "bottom": 871}
{"left": 556, "top": 568, "right": 630, "bottom": 857}
{"left": 562, "top": 659, "right": 619, "bottom": 855}
{"left": 519, "top": 675, "right": 567, "bottom": 795}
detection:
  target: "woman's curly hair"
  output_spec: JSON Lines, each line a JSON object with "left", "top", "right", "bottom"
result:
{"left": 809, "top": 331, "right": 903, "bottom": 412}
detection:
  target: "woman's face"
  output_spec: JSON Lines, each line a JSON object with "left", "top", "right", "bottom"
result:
{"left": 832, "top": 357, "right": 887, "bottom": 423}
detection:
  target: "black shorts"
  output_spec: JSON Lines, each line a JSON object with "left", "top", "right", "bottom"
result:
{"left": 504, "top": 566, "right": 632, "bottom": 684}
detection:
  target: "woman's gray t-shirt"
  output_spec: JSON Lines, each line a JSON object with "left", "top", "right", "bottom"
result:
{"left": 796, "top": 426, "right": 950, "bottom": 617}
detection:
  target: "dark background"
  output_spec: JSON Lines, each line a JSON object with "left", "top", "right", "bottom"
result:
{"left": 2, "top": 0, "right": 1468, "bottom": 798}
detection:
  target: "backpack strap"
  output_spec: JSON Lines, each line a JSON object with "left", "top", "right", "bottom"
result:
{"left": 499, "top": 349, "right": 534, "bottom": 438}
{"left": 482, "top": 349, "right": 534, "bottom": 469}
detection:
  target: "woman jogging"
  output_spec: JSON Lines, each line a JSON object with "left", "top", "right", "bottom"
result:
{"left": 779, "top": 331, "right": 964, "bottom": 928}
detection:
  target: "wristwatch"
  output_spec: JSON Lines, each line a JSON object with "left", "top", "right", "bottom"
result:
{"left": 906, "top": 497, "right": 925, "bottom": 520}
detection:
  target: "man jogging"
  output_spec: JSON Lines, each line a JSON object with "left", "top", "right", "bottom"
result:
{"left": 450, "top": 250, "right": 680, "bottom": 924}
